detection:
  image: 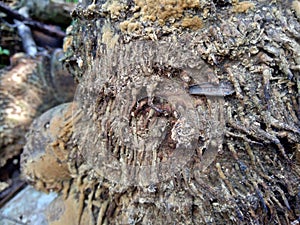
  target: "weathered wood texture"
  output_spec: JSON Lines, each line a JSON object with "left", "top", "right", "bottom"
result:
{"left": 22, "top": 0, "right": 300, "bottom": 224}
{"left": 0, "top": 50, "right": 75, "bottom": 167}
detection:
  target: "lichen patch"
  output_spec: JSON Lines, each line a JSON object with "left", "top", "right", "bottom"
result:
{"left": 102, "top": 0, "right": 126, "bottom": 19}
{"left": 119, "top": 20, "right": 142, "bottom": 33}
{"left": 180, "top": 16, "right": 203, "bottom": 30}
{"left": 134, "top": 0, "right": 201, "bottom": 23}
{"left": 118, "top": 0, "right": 206, "bottom": 35}
{"left": 101, "top": 22, "right": 119, "bottom": 49}
{"left": 292, "top": 0, "right": 300, "bottom": 19}
{"left": 233, "top": 1, "right": 255, "bottom": 13}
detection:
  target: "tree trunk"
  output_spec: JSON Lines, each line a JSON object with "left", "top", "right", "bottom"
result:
{"left": 22, "top": 0, "right": 300, "bottom": 224}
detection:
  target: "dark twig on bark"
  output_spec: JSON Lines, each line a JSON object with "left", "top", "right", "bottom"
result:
{"left": 0, "top": 2, "right": 66, "bottom": 38}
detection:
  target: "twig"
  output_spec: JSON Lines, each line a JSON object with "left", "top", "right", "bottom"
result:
{"left": 0, "top": 180, "right": 26, "bottom": 208}
{"left": 15, "top": 7, "right": 37, "bottom": 56}
{"left": 0, "top": 2, "right": 65, "bottom": 38}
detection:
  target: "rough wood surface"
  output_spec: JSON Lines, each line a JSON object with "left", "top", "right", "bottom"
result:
{"left": 0, "top": 50, "right": 75, "bottom": 167}
{"left": 22, "top": 0, "right": 300, "bottom": 224}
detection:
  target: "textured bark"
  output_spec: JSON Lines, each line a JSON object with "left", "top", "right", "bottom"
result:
{"left": 22, "top": 0, "right": 300, "bottom": 224}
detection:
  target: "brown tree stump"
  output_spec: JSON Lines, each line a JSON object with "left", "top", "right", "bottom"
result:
{"left": 22, "top": 0, "right": 300, "bottom": 224}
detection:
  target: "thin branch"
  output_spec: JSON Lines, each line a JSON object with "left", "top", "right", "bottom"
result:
{"left": 15, "top": 7, "right": 37, "bottom": 56}
{"left": 0, "top": 2, "right": 66, "bottom": 38}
